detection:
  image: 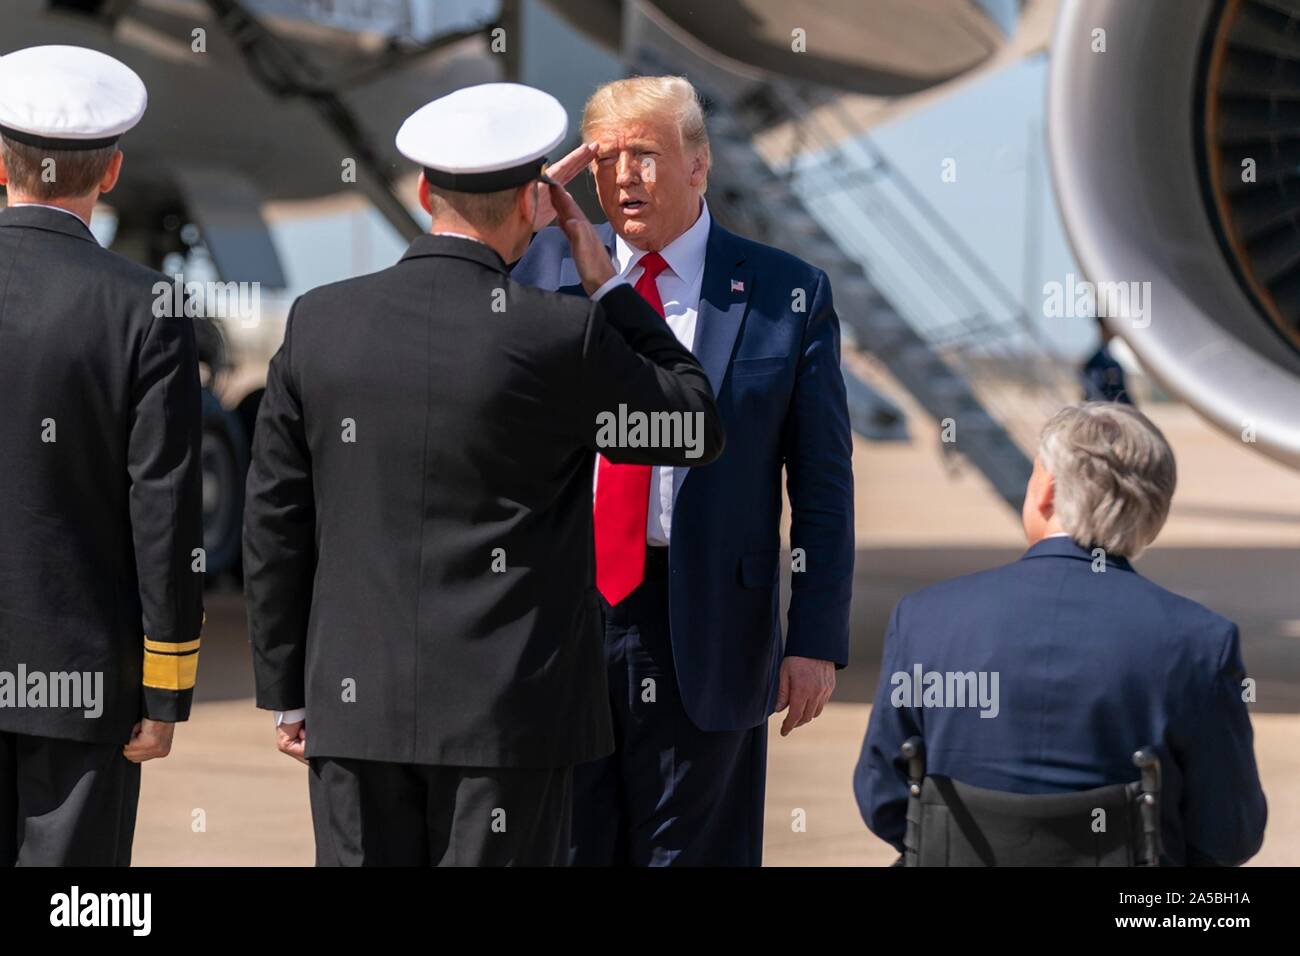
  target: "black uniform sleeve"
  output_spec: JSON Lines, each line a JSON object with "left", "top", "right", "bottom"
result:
{"left": 577, "top": 282, "right": 724, "bottom": 466}
{"left": 243, "top": 302, "right": 316, "bottom": 712}
{"left": 128, "top": 309, "right": 204, "bottom": 722}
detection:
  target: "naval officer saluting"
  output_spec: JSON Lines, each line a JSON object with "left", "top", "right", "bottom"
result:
{"left": 0, "top": 46, "right": 205, "bottom": 865}
{"left": 243, "top": 83, "right": 723, "bottom": 866}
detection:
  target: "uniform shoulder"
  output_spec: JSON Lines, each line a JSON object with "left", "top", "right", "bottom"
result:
{"left": 295, "top": 269, "right": 385, "bottom": 307}
{"left": 506, "top": 274, "right": 593, "bottom": 323}
{"left": 291, "top": 259, "right": 593, "bottom": 329}
{"left": 91, "top": 242, "right": 171, "bottom": 291}
{"left": 77, "top": 246, "right": 181, "bottom": 331}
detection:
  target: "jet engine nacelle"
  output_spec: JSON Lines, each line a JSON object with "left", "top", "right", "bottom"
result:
{"left": 1049, "top": 0, "right": 1300, "bottom": 467}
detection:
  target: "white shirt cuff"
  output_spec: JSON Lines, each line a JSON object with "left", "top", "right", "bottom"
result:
{"left": 591, "top": 275, "right": 629, "bottom": 301}
{"left": 275, "top": 708, "right": 306, "bottom": 726}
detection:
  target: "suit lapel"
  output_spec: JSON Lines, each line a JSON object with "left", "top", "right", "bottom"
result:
{"left": 674, "top": 222, "right": 750, "bottom": 500}
{"left": 692, "top": 221, "right": 751, "bottom": 400}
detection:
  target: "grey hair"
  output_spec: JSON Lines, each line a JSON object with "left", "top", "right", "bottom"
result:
{"left": 1038, "top": 402, "right": 1177, "bottom": 558}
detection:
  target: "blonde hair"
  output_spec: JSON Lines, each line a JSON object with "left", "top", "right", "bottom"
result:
{"left": 581, "top": 75, "right": 711, "bottom": 188}
{"left": 1038, "top": 402, "right": 1177, "bottom": 558}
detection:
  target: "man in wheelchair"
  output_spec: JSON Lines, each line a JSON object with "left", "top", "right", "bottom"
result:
{"left": 853, "top": 402, "right": 1267, "bottom": 866}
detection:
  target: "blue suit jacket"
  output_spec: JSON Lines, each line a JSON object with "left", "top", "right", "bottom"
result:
{"left": 512, "top": 220, "right": 854, "bottom": 731}
{"left": 854, "top": 536, "right": 1267, "bottom": 866}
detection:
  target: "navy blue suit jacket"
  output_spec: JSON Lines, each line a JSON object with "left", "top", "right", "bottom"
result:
{"left": 512, "top": 219, "right": 854, "bottom": 731}
{"left": 854, "top": 536, "right": 1267, "bottom": 866}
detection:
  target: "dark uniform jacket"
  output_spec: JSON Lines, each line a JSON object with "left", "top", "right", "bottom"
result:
{"left": 0, "top": 205, "right": 204, "bottom": 744}
{"left": 244, "top": 235, "right": 723, "bottom": 768}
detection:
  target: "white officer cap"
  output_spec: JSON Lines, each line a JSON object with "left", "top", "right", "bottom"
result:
{"left": 0, "top": 45, "right": 146, "bottom": 151}
{"left": 396, "top": 82, "right": 567, "bottom": 193}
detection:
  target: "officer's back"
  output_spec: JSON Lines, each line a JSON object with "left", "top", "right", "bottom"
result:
{"left": 0, "top": 46, "right": 202, "bottom": 867}
{"left": 855, "top": 403, "right": 1267, "bottom": 866}
{"left": 263, "top": 240, "right": 716, "bottom": 765}
{"left": 0, "top": 208, "right": 200, "bottom": 744}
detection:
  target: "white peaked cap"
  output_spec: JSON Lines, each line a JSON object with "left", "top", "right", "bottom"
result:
{"left": 0, "top": 45, "right": 147, "bottom": 150}
{"left": 396, "top": 82, "right": 568, "bottom": 192}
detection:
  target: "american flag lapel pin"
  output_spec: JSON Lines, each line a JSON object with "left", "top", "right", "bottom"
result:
{"left": 731, "top": 278, "right": 745, "bottom": 293}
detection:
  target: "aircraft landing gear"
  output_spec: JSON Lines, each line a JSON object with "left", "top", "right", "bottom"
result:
{"left": 201, "top": 388, "right": 248, "bottom": 582}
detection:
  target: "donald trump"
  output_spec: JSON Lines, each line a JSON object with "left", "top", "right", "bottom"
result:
{"left": 514, "top": 75, "right": 854, "bottom": 866}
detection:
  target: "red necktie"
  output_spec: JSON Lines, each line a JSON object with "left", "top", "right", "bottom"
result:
{"left": 594, "top": 251, "right": 669, "bottom": 605}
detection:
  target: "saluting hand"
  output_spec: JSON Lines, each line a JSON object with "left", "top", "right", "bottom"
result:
{"left": 123, "top": 718, "right": 175, "bottom": 762}
{"left": 277, "top": 720, "right": 308, "bottom": 765}
{"left": 548, "top": 181, "right": 616, "bottom": 296}
{"left": 533, "top": 141, "right": 597, "bottom": 230}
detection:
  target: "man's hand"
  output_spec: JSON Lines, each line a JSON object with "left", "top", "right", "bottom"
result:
{"left": 276, "top": 720, "right": 308, "bottom": 765}
{"left": 123, "top": 719, "right": 175, "bottom": 763}
{"left": 775, "top": 656, "right": 836, "bottom": 736}
{"left": 534, "top": 142, "right": 597, "bottom": 230}
{"left": 548, "top": 181, "right": 616, "bottom": 296}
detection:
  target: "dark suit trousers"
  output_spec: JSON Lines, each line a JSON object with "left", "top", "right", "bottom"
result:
{"left": 308, "top": 757, "right": 572, "bottom": 866}
{"left": 572, "top": 549, "right": 768, "bottom": 866}
{"left": 0, "top": 731, "right": 140, "bottom": 866}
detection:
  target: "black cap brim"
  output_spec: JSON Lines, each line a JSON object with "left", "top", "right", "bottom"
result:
{"left": 0, "top": 124, "right": 121, "bottom": 151}
{"left": 424, "top": 156, "right": 552, "bottom": 193}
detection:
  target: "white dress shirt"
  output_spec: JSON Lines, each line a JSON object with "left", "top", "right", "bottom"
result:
{"left": 601, "top": 199, "right": 711, "bottom": 547}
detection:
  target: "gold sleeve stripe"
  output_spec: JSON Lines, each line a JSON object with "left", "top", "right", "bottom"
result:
{"left": 144, "top": 637, "right": 202, "bottom": 654}
{"left": 143, "top": 647, "right": 200, "bottom": 691}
